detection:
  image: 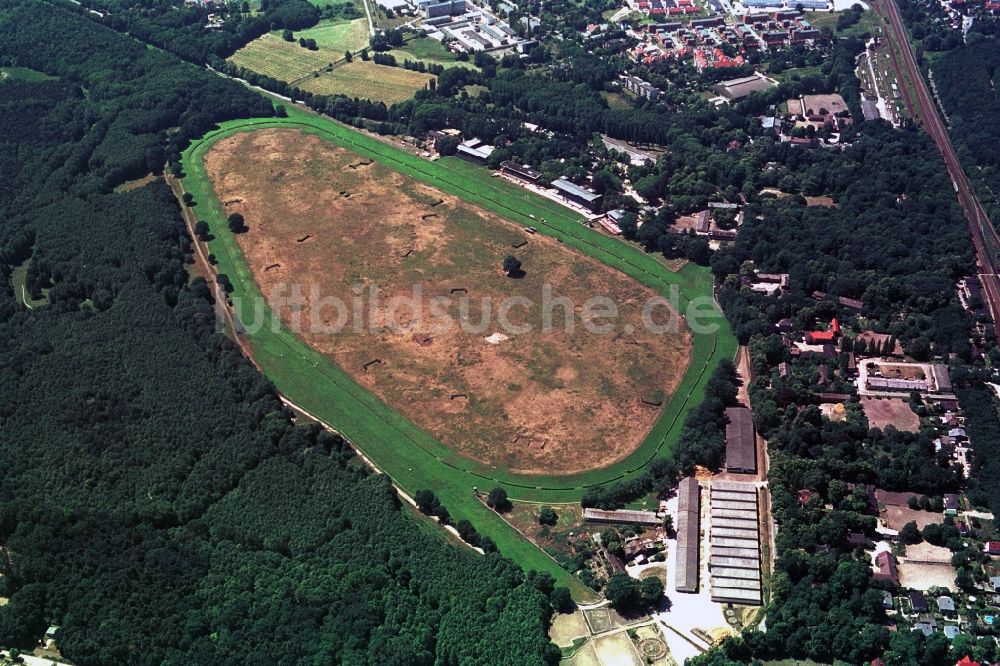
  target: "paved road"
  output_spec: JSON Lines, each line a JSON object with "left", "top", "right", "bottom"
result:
{"left": 874, "top": 0, "right": 1000, "bottom": 340}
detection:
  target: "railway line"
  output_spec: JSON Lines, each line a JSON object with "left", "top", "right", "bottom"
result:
{"left": 873, "top": 0, "right": 1000, "bottom": 340}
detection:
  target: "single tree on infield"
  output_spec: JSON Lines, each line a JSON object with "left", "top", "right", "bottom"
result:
{"left": 194, "top": 220, "right": 210, "bottom": 240}
{"left": 227, "top": 212, "right": 246, "bottom": 233}
{"left": 487, "top": 487, "right": 511, "bottom": 512}
{"left": 502, "top": 255, "right": 522, "bottom": 276}
{"left": 415, "top": 489, "right": 439, "bottom": 514}
{"left": 538, "top": 506, "right": 558, "bottom": 526}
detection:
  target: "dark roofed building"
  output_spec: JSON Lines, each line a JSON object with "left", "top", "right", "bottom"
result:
{"left": 500, "top": 161, "right": 541, "bottom": 183}
{"left": 725, "top": 406, "right": 756, "bottom": 474}
{"left": 695, "top": 210, "right": 711, "bottom": 233}
{"left": 875, "top": 551, "right": 899, "bottom": 585}
{"left": 675, "top": 477, "right": 701, "bottom": 593}
{"left": 931, "top": 364, "right": 953, "bottom": 393}
{"left": 909, "top": 590, "right": 929, "bottom": 613}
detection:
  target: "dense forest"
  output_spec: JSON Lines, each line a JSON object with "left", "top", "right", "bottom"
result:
{"left": 79, "top": 0, "right": 328, "bottom": 64}
{"left": 0, "top": 2, "right": 559, "bottom": 663}
{"left": 932, "top": 35, "right": 1000, "bottom": 223}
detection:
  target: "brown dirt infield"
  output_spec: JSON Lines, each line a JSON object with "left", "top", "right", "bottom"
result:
{"left": 860, "top": 397, "right": 920, "bottom": 433}
{"left": 203, "top": 128, "right": 691, "bottom": 475}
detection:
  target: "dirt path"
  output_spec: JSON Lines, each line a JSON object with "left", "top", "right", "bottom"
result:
{"left": 166, "top": 174, "right": 262, "bottom": 370}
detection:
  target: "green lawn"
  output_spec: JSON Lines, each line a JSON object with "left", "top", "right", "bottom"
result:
{"left": 388, "top": 37, "right": 477, "bottom": 69}
{"left": 180, "top": 103, "right": 735, "bottom": 599}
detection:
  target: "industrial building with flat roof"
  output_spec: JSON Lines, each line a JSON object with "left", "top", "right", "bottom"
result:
{"left": 709, "top": 481, "right": 762, "bottom": 605}
{"left": 724, "top": 406, "right": 757, "bottom": 474}
{"left": 675, "top": 477, "right": 701, "bottom": 593}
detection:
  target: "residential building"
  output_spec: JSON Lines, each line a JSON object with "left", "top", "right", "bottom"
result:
{"left": 622, "top": 75, "right": 662, "bottom": 101}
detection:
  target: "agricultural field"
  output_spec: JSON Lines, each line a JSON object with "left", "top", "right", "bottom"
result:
{"left": 228, "top": 33, "right": 336, "bottom": 82}
{"left": 229, "top": 29, "right": 433, "bottom": 104}
{"left": 298, "top": 60, "right": 434, "bottom": 104}
{"left": 203, "top": 128, "right": 691, "bottom": 475}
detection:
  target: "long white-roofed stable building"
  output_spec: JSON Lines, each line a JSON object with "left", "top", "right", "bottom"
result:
{"left": 709, "top": 480, "right": 762, "bottom": 605}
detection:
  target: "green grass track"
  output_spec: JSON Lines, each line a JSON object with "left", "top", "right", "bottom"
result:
{"left": 181, "top": 105, "right": 736, "bottom": 597}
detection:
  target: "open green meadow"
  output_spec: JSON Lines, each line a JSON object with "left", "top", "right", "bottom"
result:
{"left": 180, "top": 104, "right": 735, "bottom": 597}
{"left": 296, "top": 17, "right": 370, "bottom": 52}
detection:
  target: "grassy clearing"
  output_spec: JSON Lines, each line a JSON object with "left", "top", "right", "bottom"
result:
{"left": 463, "top": 84, "right": 489, "bottom": 97}
{"left": 602, "top": 91, "right": 632, "bottom": 110}
{"left": 809, "top": 7, "right": 881, "bottom": 39}
{"left": 296, "top": 17, "right": 370, "bottom": 52}
{"left": 0, "top": 66, "right": 56, "bottom": 82}
{"left": 180, "top": 104, "right": 735, "bottom": 598}
{"left": 298, "top": 60, "right": 434, "bottom": 103}
{"left": 10, "top": 259, "right": 46, "bottom": 309}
